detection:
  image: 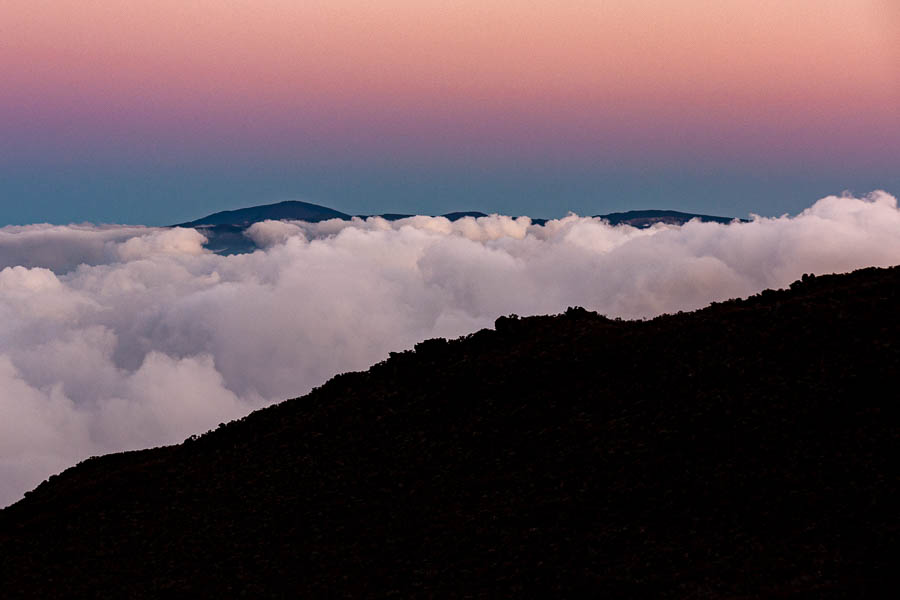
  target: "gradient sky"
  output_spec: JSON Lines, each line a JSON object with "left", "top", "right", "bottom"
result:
{"left": 1, "top": 0, "right": 898, "bottom": 225}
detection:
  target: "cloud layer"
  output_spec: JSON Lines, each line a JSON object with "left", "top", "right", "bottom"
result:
{"left": 2, "top": 191, "right": 900, "bottom": 506}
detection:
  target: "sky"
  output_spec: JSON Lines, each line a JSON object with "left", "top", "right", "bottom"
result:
{"left": 1, "top": 0, "right": 898, "bottom": 225}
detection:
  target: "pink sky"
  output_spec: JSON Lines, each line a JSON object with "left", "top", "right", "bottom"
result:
{"left": 3, "top": 1, "right": 898, "bottom": 167}
{"left": 1, "top": 1, "right": 898, "bottom": 225}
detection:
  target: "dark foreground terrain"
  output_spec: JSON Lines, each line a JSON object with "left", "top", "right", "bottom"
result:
{"left": 2, "top": 267, "right": 899, "bottom": 597}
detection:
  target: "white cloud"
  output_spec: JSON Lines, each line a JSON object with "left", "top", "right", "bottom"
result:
{"left": 0, "top": 191, "right": 898, "bottom": 506}
{"left": 0, "top": 223, "right": 170, "bottom": 273}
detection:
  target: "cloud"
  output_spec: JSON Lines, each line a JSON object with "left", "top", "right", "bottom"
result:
{"left": 1, "top": 191, "right": 899, "bottom": 506}
{"left": 0, "top": 224, "right": 179, "bottom": 273}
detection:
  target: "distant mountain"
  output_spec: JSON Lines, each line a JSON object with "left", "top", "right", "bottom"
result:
{"left": 179, "top": 202, "right": 742, "bottom": 230}
{"left": 440, "top": 210, "right": 489, "bottom": 220}
{"left": 353, "top": 211, "right": 490, "bottom": 221}
{"left": 2, "top": 265, "right": 897, "bottom": 597}
{"left": 175, "top": 202, "right": 742, "bottom": 254}
{"left": 175, "top": 203, "right": 495, "bottom": 254}
{"left": 371, "top": 213, "right": 416, "bottom": 221}
{"left": 188, "top": 224, "right": 259, "bottom": 255}
{"left": 176, "top": 200, "right": 352, "bottom": 227}
{"left": 594, "top": 209, "right": 746, "bottom": 228}
{"left": 179, "top": 202, "right": 743, "bottom": 230}
{"left": 178, "top": 201, "right": 492, "bottom": 228}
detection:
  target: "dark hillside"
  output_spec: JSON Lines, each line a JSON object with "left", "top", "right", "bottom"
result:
{"left": 2, "top": 267, "right": 899, "bottom": 597}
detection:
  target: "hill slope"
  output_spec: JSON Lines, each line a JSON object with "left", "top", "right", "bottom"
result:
{"left": 2, "top": 267, "right": 898, "bottom": 597}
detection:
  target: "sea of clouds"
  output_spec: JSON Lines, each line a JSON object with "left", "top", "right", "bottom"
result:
{"left": 2, "top": 191, "right": 900, "bottom": 506}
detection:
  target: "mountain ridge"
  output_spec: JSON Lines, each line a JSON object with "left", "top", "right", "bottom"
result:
{"left": 595, "top": 209, "right": 748, "bottom": 227}
{"left": 177, "top": 200, "right": 741, "bottom": 228}
{"left": 2, "top": 265, "right": 897, "bottom": 597}
{"left": 176, "top": 201, "right": 745, "bottom": 254}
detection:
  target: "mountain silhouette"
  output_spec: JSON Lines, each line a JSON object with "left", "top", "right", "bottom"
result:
{"left": 594, "top": 209, "right": 747, "bottom": 228}
{"left": 175, "top": 202, "right": 743, "bottom": 255}
{"left": 174, "top": 203, "right": 495, "bottom": 254}
{"left": 364, "top": 211, "right": 490, "bottom": 221}
{"left": 176, "top": 201, "right": 496, "bottom": 229}
{"left": 4, "top": 265, "right": 895, "bottom": 597}
{"left": 176, "top": 200, "right": 352, "bottom": 227}
{"left": 178, "top": 202, "right": 740, "bottom": 230}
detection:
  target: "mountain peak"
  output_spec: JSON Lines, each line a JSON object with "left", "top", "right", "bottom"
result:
{"left": 176, "top": 200, "right": 351, "bottom": 228}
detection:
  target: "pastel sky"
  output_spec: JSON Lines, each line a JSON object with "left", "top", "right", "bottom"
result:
{"left": 2, "top": 0, "right": 898, "bottom": 224}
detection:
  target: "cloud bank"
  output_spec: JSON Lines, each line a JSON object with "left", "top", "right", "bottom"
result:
{"left": 2, "top": 191, "right": 900, "bottom": 506}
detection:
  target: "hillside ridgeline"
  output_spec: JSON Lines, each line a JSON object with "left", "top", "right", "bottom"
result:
{"left": 2, "top": 267, "right": 898, "bottom": 597}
